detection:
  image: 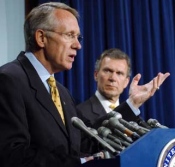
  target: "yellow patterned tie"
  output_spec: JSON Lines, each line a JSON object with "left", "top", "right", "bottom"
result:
{"left": 109, "top": 104, "right": 117, "bottom": 110}
{"left": 47, "top": 76, "right": 65, "bottom": 124}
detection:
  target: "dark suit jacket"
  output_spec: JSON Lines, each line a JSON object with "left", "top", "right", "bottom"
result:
{"left": 0, "top": 52, "right": 143, "bottom": 166}
{"left": 76, "top": 95, "right": 140, "bottom": 129}
{"left": 76, "top": 95, "right": 142, "bottom": 154}
{"left": 0, "top": 52, "right": 81, "bottom": 167}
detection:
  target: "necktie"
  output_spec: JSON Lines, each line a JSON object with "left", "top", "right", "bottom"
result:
{"left": 109, "top": 104, "right": 117, "bottom": 110}
{"left": 47, "top": 76, "right": 65, "bottom": 124}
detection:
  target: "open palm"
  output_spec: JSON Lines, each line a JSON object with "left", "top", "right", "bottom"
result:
{"left": 129, "top": 72, "right": 170, "bottom": 108}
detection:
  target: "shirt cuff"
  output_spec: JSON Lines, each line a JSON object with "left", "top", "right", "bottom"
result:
{"left": 80, "top": 158, "right": 86, "bottom": 164}
{"left": 126, "top": 99, "right": 140, "bottom": 116}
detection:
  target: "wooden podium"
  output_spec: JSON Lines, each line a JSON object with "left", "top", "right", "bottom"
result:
{"left": 80, "top": 128, "right": 175, "bottom": 167}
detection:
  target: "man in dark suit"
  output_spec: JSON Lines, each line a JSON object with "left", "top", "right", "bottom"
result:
{"left": 0, "top": 2, "right": 170, "bottom": 167}
{"left": 76, "top": 48, "right": 169, "bottom": 154}
{"left": 0, "top": 2, "right": 94, "bottom": 167}
{"left": 77, "top": 48, "right": 169, "bottom": 128}
{"left": 77, "top": 48, "right": 134, "bottom": 128}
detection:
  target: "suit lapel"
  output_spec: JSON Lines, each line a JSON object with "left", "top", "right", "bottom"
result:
{"left": 90, "top": 95, "right": 107, "bottom": 115}
{"left": 17, "top": 52, "right": 68, "bottom": 136}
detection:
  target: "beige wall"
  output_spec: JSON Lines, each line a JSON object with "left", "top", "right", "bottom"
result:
{"left": 0, "top": 0, "right": 25, "bottom": 66}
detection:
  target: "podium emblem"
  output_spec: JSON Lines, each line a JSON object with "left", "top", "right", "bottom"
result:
{"left": 157, "top": 139, "right": 175, "bottom": 167}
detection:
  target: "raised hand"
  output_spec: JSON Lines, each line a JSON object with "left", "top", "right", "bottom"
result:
{"left": 128, "top": 72, "right": 170, "bottom": 108}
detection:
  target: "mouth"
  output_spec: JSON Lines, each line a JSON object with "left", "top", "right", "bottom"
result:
{"left": 106, "top": 85, "right": 117, "bottom": 90}
{"left": 68, "top": 54, "right": 76, "bottom": 62}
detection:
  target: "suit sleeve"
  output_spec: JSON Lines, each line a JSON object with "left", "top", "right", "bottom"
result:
{"left": 113, "top": 101, "right": 141, "bottom": 122}
{"left": 90, "top": 102, "right": 142, "bottom": 129}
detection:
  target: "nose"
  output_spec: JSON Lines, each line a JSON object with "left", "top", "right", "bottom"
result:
{"left": 109, "top": 72, "right": 116, "bottom": 81}
{"left": 72, "top": 39, "right": 82, "bottom": 50}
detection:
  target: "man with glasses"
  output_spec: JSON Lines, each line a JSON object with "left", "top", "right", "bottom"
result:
{"left": 0, "top": 2, "right": 170, "bottom": 167}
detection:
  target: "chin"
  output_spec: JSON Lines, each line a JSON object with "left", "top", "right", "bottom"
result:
{"left": 56, "top": 65, "right": 72, "bottom": 72}
{"left": 64, "top": 63, "right": 73, "bottom": 70}
{"left": 66, "top": 66, "right": 72, "bottom": 70}
{"left": 106, "top": 92, "right": 117, "bottom": 97}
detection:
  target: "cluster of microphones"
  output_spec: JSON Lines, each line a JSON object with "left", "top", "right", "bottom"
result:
{"left": 71, "top": 111, "right": 168, "bottom": 158}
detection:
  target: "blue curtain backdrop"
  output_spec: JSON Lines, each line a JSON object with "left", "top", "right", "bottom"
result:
{"left": 38, "top": 0, "right": 175, "bottom": 128}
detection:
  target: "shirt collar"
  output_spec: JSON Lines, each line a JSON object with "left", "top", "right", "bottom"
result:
{"left": 25, "top": 52, "right": 51, "bottom": 82}
{"left": 25, "top": 52, "right": 53, "bottom": 93}
{"left": 95, "top": 90, "right": 119, "bottom": 113}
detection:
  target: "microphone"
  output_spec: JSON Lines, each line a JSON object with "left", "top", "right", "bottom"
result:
{"left": 87, "top": 127, "right": 98, "bottom": 135}
{"left": 98, "top": 126, "right": 131, "bottom": 147}
{"left": 137, "top": 118, "right": 152, "bottom": 130}
{"left": 129, "top": 121, "right": 150, "bottom": 133}
{"left": 147, "top": 118, "right": 168, "bottom": 129}
{"left": 108, "top": 111, "right": 146, "bottom": 136}
{"left": 108, "top": 117, "right": 140, "bottom": 141}
{"left": 102, "top": 120, "right": 133, "bottom": 143}
{"left": 71, "top": 117, "right": 118, "bottom": 155}
{"left": 102, "top": 150, "right": 112, "bottom": 159}
{"left": 102, "top": 137, "right": 124, "bottom": 151}
{"left": 88, "top": 128, "right": 114, "bottom": 159}
{"left": 98, "top": 126, "right": 122, "bottom": 145}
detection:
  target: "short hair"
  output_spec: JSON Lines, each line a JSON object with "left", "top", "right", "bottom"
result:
{"left": 24, "top": 2, "right": 79, "bottom": 51}
{"left": 95, "top": 48, "right": 132, "bottom": 77}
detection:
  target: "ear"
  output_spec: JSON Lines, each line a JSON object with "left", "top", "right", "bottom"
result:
{"left": 124, "top": 77, "right": 130, "bottom": 88}
{"left": 35, "top": 29, "right": 45, "bottom": 48}
{"left": 94, "top": 70, "right": 98, "bottom": 81}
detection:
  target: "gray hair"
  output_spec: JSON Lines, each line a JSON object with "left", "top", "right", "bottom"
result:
{"left": 95, "top": 48, "right": 132, "bottom": 77}
{"left": 24, "top": 2, "right": 79, "bottom": 51}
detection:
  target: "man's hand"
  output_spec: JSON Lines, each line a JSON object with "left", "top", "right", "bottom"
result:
{"left": 129, "top": 72, "right": 170, "bottom": 108}
{"left": 84, "top": 152, "right": 104, "bottom": 162}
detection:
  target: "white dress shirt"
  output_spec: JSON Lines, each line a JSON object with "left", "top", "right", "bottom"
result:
{"left": 95, "top": 90, "right": 140, "bottom": 116}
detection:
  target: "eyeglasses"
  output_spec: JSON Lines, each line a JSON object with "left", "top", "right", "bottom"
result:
{"left": 45, "top": 30, "right": 83, "bottom": 42}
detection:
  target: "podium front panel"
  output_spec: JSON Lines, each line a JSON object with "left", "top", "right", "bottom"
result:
{"left": 119, "top": 128, "right": 175, "bottom": 167}
{"left": 81, "top": 129, "right": 175, "bottom": 167}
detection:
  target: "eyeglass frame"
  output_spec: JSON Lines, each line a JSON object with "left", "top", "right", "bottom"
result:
{"left": 45, "top": 30, "right": 83, "bottom": 42}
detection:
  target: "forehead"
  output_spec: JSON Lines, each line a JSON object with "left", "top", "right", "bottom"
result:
{"left": 100, "top": 57, "right": 128, "bottom": 71}
{"left": 54, "top": 9, "right": 80, "bottom": 33}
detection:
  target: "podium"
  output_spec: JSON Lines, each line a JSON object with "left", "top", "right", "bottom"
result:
{"left": 81, "top": 128, "right": 175, "bottom": 167}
